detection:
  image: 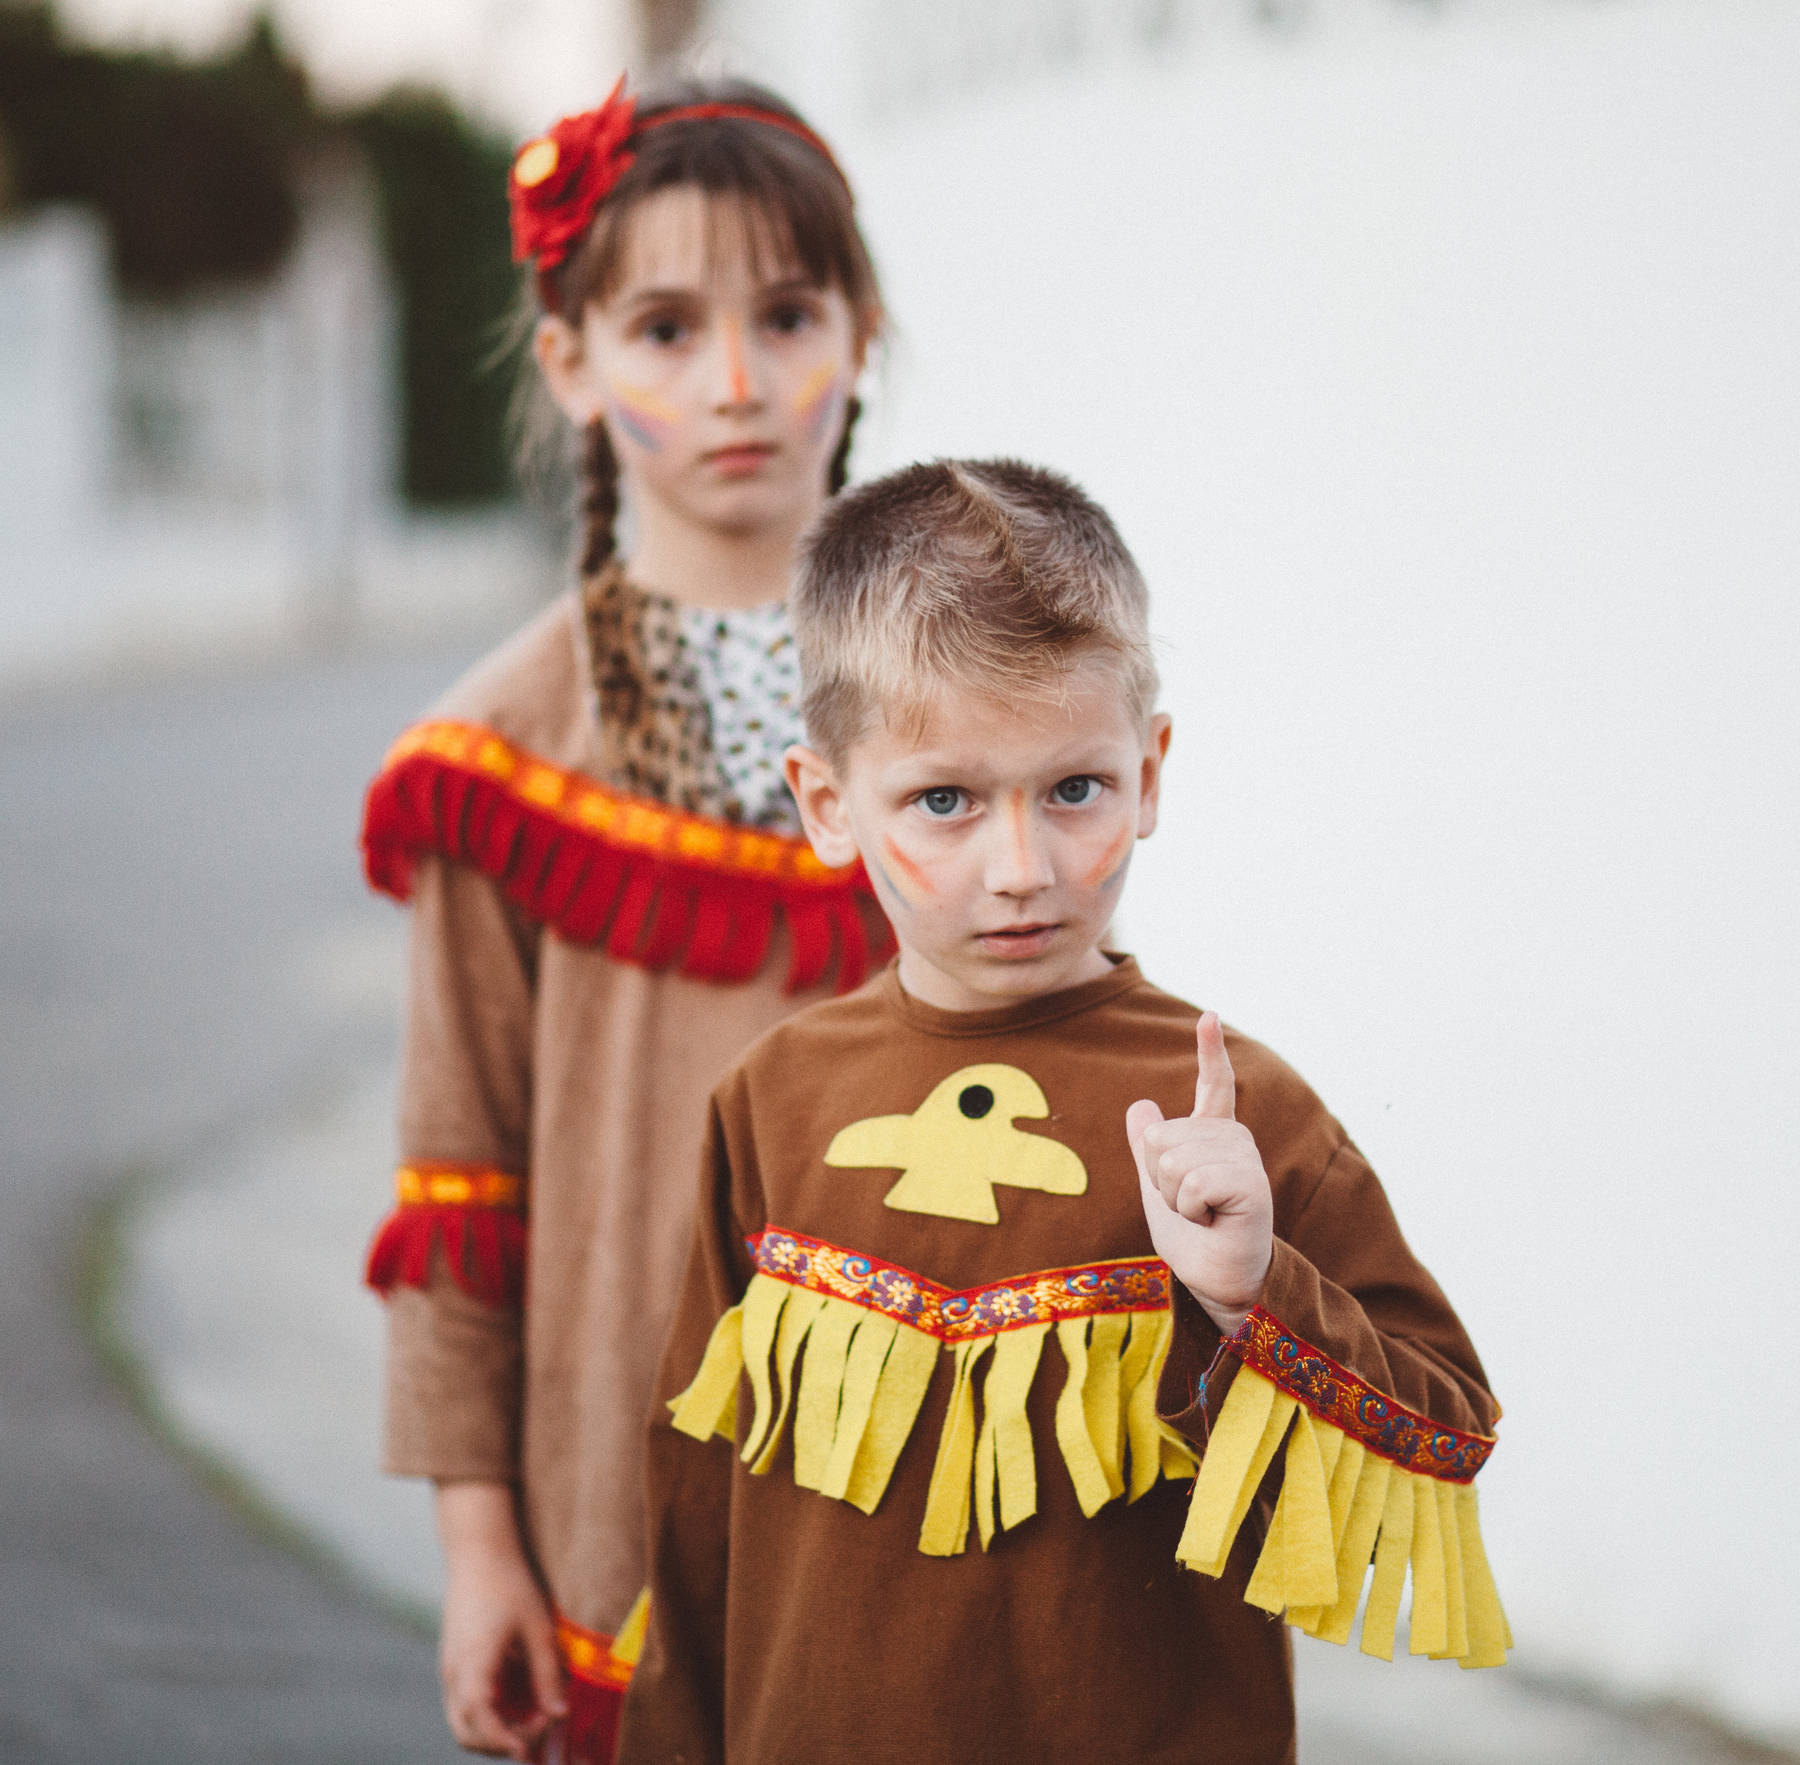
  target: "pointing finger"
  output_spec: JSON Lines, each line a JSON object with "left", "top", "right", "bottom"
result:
{"left": 1193, "top": 1011, "right": 1236, "bottom": 1121}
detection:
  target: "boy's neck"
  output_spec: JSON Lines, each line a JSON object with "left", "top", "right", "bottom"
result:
{"left": 894, "top": 943, "right": 1118, "bottom": 1016}
{"left": 624, "top": 503, "right": 812, "bottom": 613}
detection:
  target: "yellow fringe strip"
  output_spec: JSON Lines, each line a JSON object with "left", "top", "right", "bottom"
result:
{"left": 1176, "top": 1365, "right": 1509, "bottom": 1668}
{"left": 668, "top": 1273, "right": 1194, "bottom": 1556}
{"left": 611, "top": 1588, "right": 650, "bottom": 1669}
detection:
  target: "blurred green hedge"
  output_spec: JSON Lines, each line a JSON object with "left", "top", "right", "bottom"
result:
{"left": 0, "top": 7, "right": 520, "bottom": 505}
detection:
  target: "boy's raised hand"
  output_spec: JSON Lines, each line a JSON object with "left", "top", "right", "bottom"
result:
{"left": 1126, "top": 1012, "right": 1273, "bottom": 1337}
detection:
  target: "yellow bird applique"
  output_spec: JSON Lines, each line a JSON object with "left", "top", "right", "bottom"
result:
{"left": 823, "top": 1064, "right": 1088, "bottom": 1224}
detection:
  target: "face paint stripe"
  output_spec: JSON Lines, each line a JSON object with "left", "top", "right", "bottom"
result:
{"left": 724, "top": 316, "right": 751, "bottom": 402}
{"left": 609, "top": 402, "right": 667, "bottom": 452}
{"left": 1081, "top": 824, "right": 1137, "bottom": 893}
{"left": 794, "top": 363, "right": 842, "bottom": 445}
{"left": 879, "top": 836, "right": 936, "bottom": 907}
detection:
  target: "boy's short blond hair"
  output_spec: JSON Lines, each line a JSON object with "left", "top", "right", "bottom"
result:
{"left": 792, "top": 458, "right": 1158, "bottom": 762}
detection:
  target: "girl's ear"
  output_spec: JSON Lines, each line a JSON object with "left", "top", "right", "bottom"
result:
{"left": 785, "top": 744, "right": 860, "bottom": 869}
{"left": 534, "top": 313, "right": 605, "bottom": 427}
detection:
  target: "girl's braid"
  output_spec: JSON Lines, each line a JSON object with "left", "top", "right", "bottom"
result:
{"left": 579, "top": 418, "right": 621, "bottom": 577}
{"left": 827, "top": 395, "right": 863, "bottom": 496}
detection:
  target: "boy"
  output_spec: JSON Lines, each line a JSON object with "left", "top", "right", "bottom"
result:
{"left": 616, "top": 460, "right": 1504, "bottom": 1765}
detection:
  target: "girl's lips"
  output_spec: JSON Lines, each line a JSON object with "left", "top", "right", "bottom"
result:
{"left": 705, "top": 443, "right": 776, "bottom": 479}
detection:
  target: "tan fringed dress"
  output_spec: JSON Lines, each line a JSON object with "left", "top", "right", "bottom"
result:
{"left": 359, "top": 569, "right": 890, "bottom": 1757}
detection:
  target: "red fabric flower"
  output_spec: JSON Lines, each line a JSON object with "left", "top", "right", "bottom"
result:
{"left": 508, "top": 75, "right": 637, "bottom": 285}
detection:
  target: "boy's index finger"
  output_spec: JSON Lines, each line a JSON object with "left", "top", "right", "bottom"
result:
{"left": 1193, "top": 1011, "right": 1236, "bottom": 1120}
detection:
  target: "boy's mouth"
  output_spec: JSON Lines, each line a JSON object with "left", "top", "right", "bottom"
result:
{"left": 976, "top": 922, "right": 1058, "bottom": 958}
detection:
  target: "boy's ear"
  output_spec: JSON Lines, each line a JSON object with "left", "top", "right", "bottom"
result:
{"left": 534, "top": 313, "right": 604, "bottom": 427}
{"left": 785, "top": 745, "right": 861, "bottom": 870}
{"left": 1136, "top": 714, "right": 1173, "bottom": 840}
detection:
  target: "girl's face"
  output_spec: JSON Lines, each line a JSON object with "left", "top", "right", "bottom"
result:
{"left": 536, "top": 185, "right": 865, "bottom": 554}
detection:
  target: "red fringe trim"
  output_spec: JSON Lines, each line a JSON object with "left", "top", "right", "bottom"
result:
{"left": 360, "top": 720, "right": 891, "bottom": 994}
{"left": 562, "top": 1676, "right": 625, "bottom": 1765}
{"left": 363, "top": 1204, "right": 527, "bottom": 1307}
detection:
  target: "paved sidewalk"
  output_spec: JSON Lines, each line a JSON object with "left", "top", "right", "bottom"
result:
{"left": 115, "top": 989, "right": 1776, "bottom": 1765}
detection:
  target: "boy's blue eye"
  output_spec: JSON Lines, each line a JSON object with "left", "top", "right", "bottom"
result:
{"left": 919, "top": 787, "right": 963, "bottom": 817}
{"left": 1052, "top": 776, "right": 1099, "bottom": 805}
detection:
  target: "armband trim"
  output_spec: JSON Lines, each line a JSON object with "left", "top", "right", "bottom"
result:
{"left": 363, "top": 1161, "right": 526, "bottom": 1306}
{"left": 1230, "top": 1305, "right": 1495, "bottom": 1482}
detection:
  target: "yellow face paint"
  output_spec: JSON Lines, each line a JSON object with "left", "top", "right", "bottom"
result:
{"left": 793, "top": 361, "right": 842, "bottom": 443}
{"left": 606, "top": 382, "right": 682, "bottom": 452}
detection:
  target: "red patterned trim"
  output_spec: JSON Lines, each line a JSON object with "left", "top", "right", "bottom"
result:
{"left": 556, "top": 1613, "right": 634, "bottom": 1691}
{"left": 750, "top": 1226, "right": 1172, "bottom": 1343}
{"left": 1228, "top": 1305, "right": 1496, "bottom": 1484}
{"left": 363, "top": 1161, "right": 526, "bottom": 1306}
{"left": 360, "top": 719, "right": 891, "bottom": 993}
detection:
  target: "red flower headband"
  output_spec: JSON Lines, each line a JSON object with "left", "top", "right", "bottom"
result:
{"left": 508, "top": 76, "right": 848, "bottom": 306}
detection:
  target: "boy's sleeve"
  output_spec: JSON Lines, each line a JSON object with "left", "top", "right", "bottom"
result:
{"left": 1159, "top": 1129, "right": 1509, "bottom": 1666}
{"left": 367, "top": 855, "right": 538, "bottom": 1480}
{"left": 615, "top": 1090, "right": 757, "bottom": 1765}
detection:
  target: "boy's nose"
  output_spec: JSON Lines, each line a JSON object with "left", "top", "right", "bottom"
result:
{"left": 985, "top": 792, "right": 1056, "bottom": 897}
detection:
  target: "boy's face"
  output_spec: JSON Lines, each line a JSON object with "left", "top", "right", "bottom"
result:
{"left": 787, "top": 659, "right": 1172, "bottom": 1012}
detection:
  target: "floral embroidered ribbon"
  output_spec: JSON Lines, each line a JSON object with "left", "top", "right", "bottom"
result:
{"left": 361, "top": 718, "right": 889, "bottom": 992}
{"left": 1227, "top": 1305, "right": 1495, "bottom": 1483}
{"left": 749, "top": 1226, "right": 1172, "bottom": 1343}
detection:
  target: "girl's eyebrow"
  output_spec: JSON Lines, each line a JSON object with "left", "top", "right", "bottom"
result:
{"left": 618, "top": 285, "right": 705, "bottom": 308}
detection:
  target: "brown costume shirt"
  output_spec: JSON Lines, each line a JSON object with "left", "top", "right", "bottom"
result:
{"left": 618, "top": 958, "right": 1499, "bottom": 1765}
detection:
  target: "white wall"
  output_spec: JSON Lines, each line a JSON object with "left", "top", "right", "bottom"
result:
{"left": 816, "top": 0, "right": 1798, "bottom": 1740}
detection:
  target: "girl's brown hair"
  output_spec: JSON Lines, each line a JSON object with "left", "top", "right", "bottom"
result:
{"left": 515, "top": 78, "right": 883, "bottom": 577}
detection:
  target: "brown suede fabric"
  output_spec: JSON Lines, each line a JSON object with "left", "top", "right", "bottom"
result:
{"left": 378, "top": 592, "right": 839, "bottom": 1635}
{"left": 618, "top": 960, "right": 1497, "bottom": 1765}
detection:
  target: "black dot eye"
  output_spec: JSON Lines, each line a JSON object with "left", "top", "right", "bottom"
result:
{"left": 958, "top": 1084, "right": 994, "bottom": 1120}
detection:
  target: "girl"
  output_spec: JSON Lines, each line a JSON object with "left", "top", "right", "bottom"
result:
{"left": 360, "top": 76, "right": 888, "bottom": 1763}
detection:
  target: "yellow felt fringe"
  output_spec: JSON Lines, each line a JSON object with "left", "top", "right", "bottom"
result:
{"left": 1177, "top": 1365, "right": 1508, "bottom": 1668}
{"left": 668, "top": 1274, "right": 1196, "bottom": 1556}
{"left": 610, "top": 1588, "right": 651, "bottom": 1669}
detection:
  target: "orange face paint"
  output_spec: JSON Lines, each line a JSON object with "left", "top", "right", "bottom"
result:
{"left": 1081, "top": 822, "right": 1136, "bottom": 892}
{"left": 879, "top": 836, "right": 937, "bottom": 906}
{"left": 723, "top": 315, "right": 751, "bottom": 403}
